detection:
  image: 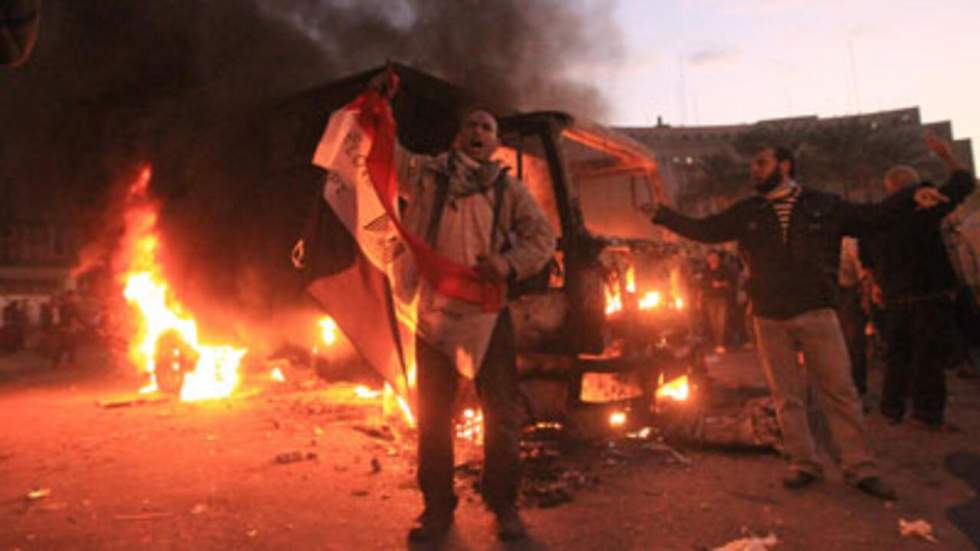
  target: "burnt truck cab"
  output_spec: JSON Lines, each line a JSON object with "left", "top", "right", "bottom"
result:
{"left": 283, "top": 64, "right": 706, "bottom": 432}
{"left": 492, "top": 111, "right": 703, "bottom": 432}
{"left": 177, "top": 63, "right": 704, "bottom": 433}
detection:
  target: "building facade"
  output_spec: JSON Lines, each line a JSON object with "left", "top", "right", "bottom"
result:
{"left": 619, "top": 107, "right": 975, "bottom": 216}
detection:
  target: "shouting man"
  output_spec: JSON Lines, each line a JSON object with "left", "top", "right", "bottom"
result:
{"left": 372, "top": 73, "right": 555, "bottom": 542}
{"left": 641, "top": 144, "right": 950, "bottom": 500}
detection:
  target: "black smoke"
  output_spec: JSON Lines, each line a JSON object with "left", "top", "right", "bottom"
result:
{"left": 0, "top": 0, "right": 621, "bottom": 350}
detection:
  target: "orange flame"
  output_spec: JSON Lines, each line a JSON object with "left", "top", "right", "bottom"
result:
{"left": 625, "top": 265, "right": 637, "bottom": 293}
{"left": 638, "top": 290, "right": 662, "bottom": 310}
{"left": 383, "top": 383, "right": 415, "bottom": 427}
{"left": 606, "top": 264, "right": 686, "bottom": 316}
{"left": 318, "top": 317, "right": 338, "bottom": 346}
{"left": 354, "top": 385, "right": 381, "bottom": 399}
{"left": 120, "top": 166, "right": 247, "bottom": 401}
{"left": 655, "top": 374, "right": 690, "bottom": 402}
{"left": 605, "top": 280, "right": 624, "bottom": 316}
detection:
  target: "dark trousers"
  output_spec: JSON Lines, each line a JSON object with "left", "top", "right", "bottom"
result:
{"left": 416, "top": 311, "right": 521, "bottom": 512}
{"left": 881, "top": 297, "right": 957, "bottom": 424}
{"left": 836, "top": 285, "right": 868, "bottom": 395}
{"left": 703, "top": 294, "right": 728, "bottom": 348}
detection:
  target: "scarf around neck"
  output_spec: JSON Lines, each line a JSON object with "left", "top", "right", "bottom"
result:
{"left": 442, "top": 149, "right": 504, "bottom": 200}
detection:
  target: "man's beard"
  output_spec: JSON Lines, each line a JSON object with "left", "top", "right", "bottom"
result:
{"left": 755, "top": 169, "right": 783, "bottom": 194}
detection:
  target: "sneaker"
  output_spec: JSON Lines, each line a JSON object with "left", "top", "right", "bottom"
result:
{"left": 493, "top": 506, "right": 527, "bottom": 541}
{"left": 782, "top": 470, "right": 819, "bottom": 490}
{"left": 855, "top": 476, "right": 897, "bottom": 501}
{"left": 909, "top": 418, "right": 961, "bottom": 433}
{"left": 408, "top": 508, "right": 453, "bottom": 542}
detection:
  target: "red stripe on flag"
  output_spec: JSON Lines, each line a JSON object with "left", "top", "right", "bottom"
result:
{"left": 350, "top": 90, "right": 505, "bottom": 312}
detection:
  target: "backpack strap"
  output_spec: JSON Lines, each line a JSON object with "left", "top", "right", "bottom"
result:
{"left": 490, "top": 172, "right": 510, "bottom": 251}
{"left": 425, "top": 170, "right": 451, "bottom": 247}
{"left": 427, "top": 158, "right": 511, "bottom": 251}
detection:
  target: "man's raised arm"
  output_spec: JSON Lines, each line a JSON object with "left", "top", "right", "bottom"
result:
{"left": 918, "top": 133, "right": 975, "bottom": 219}
{"left": 367, "top": 67, "right": 428, "bottom": 201}
{"left": 642, "top": 202, "right": 743, "bottom": 244}
{"left": 842, "top": 134, "right": 976, "bottom": 235}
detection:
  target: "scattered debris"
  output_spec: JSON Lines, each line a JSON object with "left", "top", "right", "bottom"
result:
{"left": 246, "top": 528, "right": 259, "bottom": 538}
{"left": 370, "top": 457, "right": 382, "bottom": 474}
{"left": 114, "top": 512, "right": 175, "bottom": 521}
{"left": 641, "top": 441, "right": 692, "bottom": 465}
{"left": 352, "top": 424, "right": 396, "bottom": 442}
{"left": 26, "top": 488, "right": 51, "bottom": 501}
{"left": 899, "top": 518, "right": 938, "bottom": 543}
{"left": 190, "top": 503, "right": 207, "bottom": 515}
{"left": 96, "top": 393, "right": 171, "bottom": 409}
{"left": 275, "top": 451, "right": 318, "bottom": 464}
{"left": 695, "top": 398, "right": 782, "bottom": 452}
{"left": 713, "top": 532, "right": 780, "bottom": 551}
{"left": 351, "top": 490, "right": 370, "bottom": 497}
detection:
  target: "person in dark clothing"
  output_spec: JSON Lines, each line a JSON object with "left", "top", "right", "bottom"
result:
{"left": 640, "top": 144, "right": 949, "bottom": 500}
{"left": 51, "top": 291, "right": 84, "bottom": 368}
{"left": 702, "top": 250, "right": 734, "bottom": 354}
{"left": 859, "top": 135, "right": 975, "bottom": 431}
{"left": 837, "top": 237, "right": 869, "bottom": 397}
{"left": 361, "top": 71, "right": 555, "bottom": 542}
{"left": 944, "top": 222, "right": 980, "bottom": 378}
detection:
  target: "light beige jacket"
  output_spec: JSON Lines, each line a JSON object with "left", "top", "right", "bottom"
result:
{"left": 392, "top": 149, "right": 555, "bottom": 377}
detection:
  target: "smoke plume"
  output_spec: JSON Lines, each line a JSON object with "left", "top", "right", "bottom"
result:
{"left": 0, "top": 0, "right": 621, "bottom": 351}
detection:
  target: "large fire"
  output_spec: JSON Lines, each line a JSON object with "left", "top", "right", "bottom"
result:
{"left": 113, "top": 168, "right": 416, "bottom": 427}
{"left": 120, "top": 167, "right": 247, "bottom": 401}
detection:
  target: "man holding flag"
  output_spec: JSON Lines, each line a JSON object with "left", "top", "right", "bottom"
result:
{"left": 309, "top": 69, "right": 555, "bottom": 542}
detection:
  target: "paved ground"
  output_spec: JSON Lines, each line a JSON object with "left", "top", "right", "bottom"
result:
{"left": 1, "top": 345, "right": 979, "bottom": 550}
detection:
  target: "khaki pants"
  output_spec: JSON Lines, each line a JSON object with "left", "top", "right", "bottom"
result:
{"left": 754, "top": 308, "right": 878, "bottom": 482}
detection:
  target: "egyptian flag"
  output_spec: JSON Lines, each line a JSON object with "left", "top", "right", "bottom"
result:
{"left": 296, "top": 81, "right": 503, "bottom": 401}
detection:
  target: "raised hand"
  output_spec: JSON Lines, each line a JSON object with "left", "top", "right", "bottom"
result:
{"left": 367, "top": 66, "right": 400, "bottom": 101}
{"left": 924, "top": 131, "right": 964, "bottom": 171}
{"left": 913, "top": 186, "right": 950, "bottom": 210}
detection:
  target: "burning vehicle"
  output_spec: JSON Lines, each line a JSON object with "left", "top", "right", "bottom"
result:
{"left": 133, "top": 64, "right": 704, "bottom": 437}
{"left": 284, "top": 64, "right": 704, "bottom": 436}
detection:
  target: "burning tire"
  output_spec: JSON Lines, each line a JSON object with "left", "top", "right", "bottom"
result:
{"left": 153, "top": 329, "right": 199, "bottom": 394}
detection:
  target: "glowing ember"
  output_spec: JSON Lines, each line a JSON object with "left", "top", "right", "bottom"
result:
{"left": 638, "top": 290, "right": 662, "bottom": 310}
{"left": 383, "top": 383, "right": 415, "bottom": 427}
{"left": 655, "top": 374, "right": 690, "bottom": 402}
{"left": 318, "top": 317, "right": 339, "bottom": 346}
{"left": 270, "top": 368, "right": 286, "bottom": 383}
{"left": 625, "top": 265, "right": 637, "bottom": 293}
{"left": 604, "top": 281, "right": 624, "bottom": 315}
{"left": 609, "top": 410, "right": 628, "bottom": 427}
{"left": 455, "top": 408, "right": 484, "bottom": 443}
{"left": 120, "top": 166, "right": 247, "bottom": 401}
{"left": 354, "top": 385, "right": 382, "bottom": 399}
